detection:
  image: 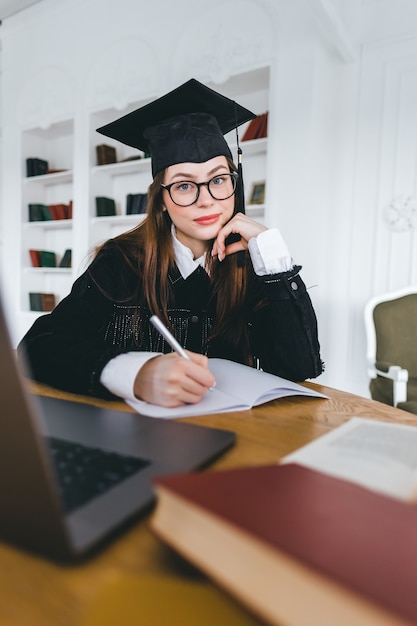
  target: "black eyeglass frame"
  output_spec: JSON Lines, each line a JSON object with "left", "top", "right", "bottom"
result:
{"left": 161, "top": 172, "right": 238, "bottom": 207}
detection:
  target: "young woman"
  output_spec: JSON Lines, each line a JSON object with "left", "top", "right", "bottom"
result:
{"left": 18, "top": 79, "right": 323, "bottom": 407}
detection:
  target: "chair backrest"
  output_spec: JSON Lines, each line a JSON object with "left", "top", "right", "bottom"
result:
{"left": 364, "top": 286, "right": 417, "bottom": 377}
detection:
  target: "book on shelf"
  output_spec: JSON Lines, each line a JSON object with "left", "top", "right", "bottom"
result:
{"left": 59, "top": 249, "right": 72, "bottom": 268}
{"left": 48, "top": 203, "right": 70, "bottom": 220}
{"left": 29, "top": 292, "right": 56, "bottom": 312}
{"left": 127, "top": 358, "right": 327, "bottom": 419}
{"left": 48, "top": 204, "right": 60, "bottom": 220}
{"left": 40, "top": 292, "right": 56, "bottom": 312}
{"left": 28, "top": 203, "right": 52, "bottom": 222}
{"left": 126, "top": 193, "right": 148, "bottom": 215}
{"left": 151, "top": 461, "right": 417, "bottom": 626}
{"left": 42, "top": 205, "right": 53, "bottom": 220}
{"left": 241, "top": 112, "right": 268, "bottom": 142}
{"left": 46, "top": 168, "right": 67, "bottom": 175}
{"left": 95, "top": 196, "right": 116, "bottom": 217}
{"left": 39, "top": 250, "right": 57, "bottom": 267}
{"left": 26, "top": 157, "right": 48, "bottom": 177}
{"left": 29, "top": 249, "right": 41, "bottom": 267}
{"left": 29, "top": 203, "right": 71, "bottom": 221}
{"left": 119, "top": 155, "right": 142, "bottom": 163}
{"left": 29, "top": 250, "right": 57, "bottom": 268}
{"left": 96, "top": 144, "right": 117, "bottom": 166}
{"left": 258, "top": 111, "right": 268, "bottom": 138}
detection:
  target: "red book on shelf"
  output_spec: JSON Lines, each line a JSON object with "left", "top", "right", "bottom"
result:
{"left": 40, "top": 293, "right": 56, "bottom": 311}
{"left": 48, "top": 204, "right": 59, "bottom": 220}
{"left": 29, "top": 249, "right": 41, "bottom": 267}
{"left": 256, "top": 111, "right": 268, "bottom": 138}
{"left": 152, "top": 463, "right": 417, "bottom": 626}
{"left": 241, "top": 116, "right": 262, "bottom": 141}
{"left": 55, "top": 203, "right": 67, "bottom": 220}
{"left": 48, "top": 203, "right": 68, "bottom": 220}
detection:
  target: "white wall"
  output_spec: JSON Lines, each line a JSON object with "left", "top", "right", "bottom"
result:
{"left": 0, "top": 44, "right": 2, "bottom": 283}
{"left": 2, "top": 0, "right": 417, "bottom": 399}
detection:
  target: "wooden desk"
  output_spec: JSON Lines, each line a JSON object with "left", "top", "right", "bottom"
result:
{"left": 2, "top": 382, "right": 416, "bottom": 626}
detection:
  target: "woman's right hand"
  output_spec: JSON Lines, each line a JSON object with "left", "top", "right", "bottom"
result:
{"left": 133, "top": 351, "right": 215, "bottom": 407}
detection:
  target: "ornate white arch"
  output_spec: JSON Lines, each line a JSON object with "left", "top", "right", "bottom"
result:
{"left": 84, "top": 37, "right": 160, "bottom": 111}
{"left": 18, "top": 66, "right": 76, "bottom": 129}
{"left": 170, "top": 0, "right": 276, "bottom": 86}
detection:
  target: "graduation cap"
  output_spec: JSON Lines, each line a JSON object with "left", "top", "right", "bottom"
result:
{"left": 96, "top": 79, "right": 257, "bottom": 208}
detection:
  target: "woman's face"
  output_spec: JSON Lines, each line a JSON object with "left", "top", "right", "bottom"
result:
{"left": 162, "top": 156, "right": 235, "bottom": 259}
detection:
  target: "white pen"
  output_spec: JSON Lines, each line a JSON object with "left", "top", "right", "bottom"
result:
{"left": 150, "top": 315, "right": 216, "bottom": 390}
{"left": 150, "top": 314, "right": 190, "bottom": 359}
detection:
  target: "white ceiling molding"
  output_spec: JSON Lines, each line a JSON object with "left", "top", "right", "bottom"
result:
{"left": 171, "top": 0, "right": 275, "bottom": 87}
{"left": 0, "top": 0, "right": 40, "bottom": 21}
{"left": 309, "top": 0, "right": 358, "bottom": 63}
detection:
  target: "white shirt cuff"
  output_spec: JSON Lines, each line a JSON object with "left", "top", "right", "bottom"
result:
{"left": 100, "top": 351, "right": 161, "bottom": 401}
{"left": 248, "top": 228, "right": 294, "bottom": 275}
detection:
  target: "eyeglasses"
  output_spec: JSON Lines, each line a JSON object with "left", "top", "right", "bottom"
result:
{"left": 161, "top": 172, "right": 238, "bottom": 207}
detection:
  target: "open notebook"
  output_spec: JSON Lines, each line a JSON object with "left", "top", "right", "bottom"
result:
{"left": 128, "top": 358, "right": 327, "bottom": 418}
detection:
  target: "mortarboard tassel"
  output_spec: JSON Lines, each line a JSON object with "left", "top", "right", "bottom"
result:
{"left": 236, "top": 146, "right": 245, "bottom": 215}
{"left": 235, "top": 116, "right": 246, "bottom": 267}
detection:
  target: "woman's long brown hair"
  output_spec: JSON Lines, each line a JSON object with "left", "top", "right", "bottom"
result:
{"left": 97, "top": 159, "right": 252, "bottom": 358}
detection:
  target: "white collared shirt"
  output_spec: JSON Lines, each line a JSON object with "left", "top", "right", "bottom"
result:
{"left": 172, "top": 225, "right": 293, "bottom": 278}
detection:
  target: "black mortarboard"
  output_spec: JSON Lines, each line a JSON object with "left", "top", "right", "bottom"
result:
{"left": 96, "top": 78, "right": 256, "bottom": 178}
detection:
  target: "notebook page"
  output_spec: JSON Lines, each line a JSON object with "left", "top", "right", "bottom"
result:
{"left": 127, "top": 359, "right": 326, "bottom": 419}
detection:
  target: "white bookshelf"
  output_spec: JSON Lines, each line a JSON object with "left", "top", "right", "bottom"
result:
{"left": 14, "top": 66, "right": 271, "bottom": 338}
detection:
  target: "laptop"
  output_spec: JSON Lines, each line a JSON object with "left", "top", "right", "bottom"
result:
{"left": 0, "top": 296, "right": 235, "bottom": 562}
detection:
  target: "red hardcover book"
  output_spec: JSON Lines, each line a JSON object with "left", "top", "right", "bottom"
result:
{"left": 48, "top": 203, "right": 69, "bottom": 220}
{"left": 241, "top": 116, "right": 262, "bottom": 142}
{"left": 48, "top": 204, "right": 59, "bottom": 220}
{"left": 152, "top": 463, "right": 417, "bottom": 626}
{"left": 256, "top": 111, "right": 268, "bottom": 138}
{"left": 40, "top": 293, "right": 56, "bottom": 311}
{"left": 29, "top": 249, "right": 41, "bottom": 267}
{"left": 55, "top": 203, "right": 67, "bottom": 220}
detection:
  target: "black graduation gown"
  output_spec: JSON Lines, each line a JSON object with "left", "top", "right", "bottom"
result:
{"left": 18, "top": 240, "right": 323, "bottom": 399}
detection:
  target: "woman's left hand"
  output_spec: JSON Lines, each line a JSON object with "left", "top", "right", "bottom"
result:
{"left": 212, "top": 212, "right": 267, "bottom": 261}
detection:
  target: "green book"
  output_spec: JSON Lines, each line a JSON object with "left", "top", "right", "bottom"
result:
{"left": 29, "top": 292, "right": 42, "bottom": 311}
{"left": 39, "top": 251, "right": 57, "bottom": 267}
{"left": 59, "top": 249, "right": 72, "bottom": 268}
{"left": 95, "top": 196, "right": 116, "bottom": 217}
{"left": 41, "top": 205, "right": 53, "bottom": 220}
{"left": 28, "top": 203, "right": 51, "bottom": 222}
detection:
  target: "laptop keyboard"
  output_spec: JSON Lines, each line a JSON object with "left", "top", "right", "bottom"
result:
{"left": 46, "top": 437, "right": 150, "bottom": 513}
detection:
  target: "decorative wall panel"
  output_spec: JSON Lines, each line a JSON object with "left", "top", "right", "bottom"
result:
{"left": 345, "top": 36, "right": 417, "bottom": 395}
{"left": 18, "top": 67, "right": 76, "bottom": 129}
{"left": 171, "top": 0, "right": 275, "bottom": 86}
{"left": 84, "top": 38, "right": 160, "bottom": 112}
